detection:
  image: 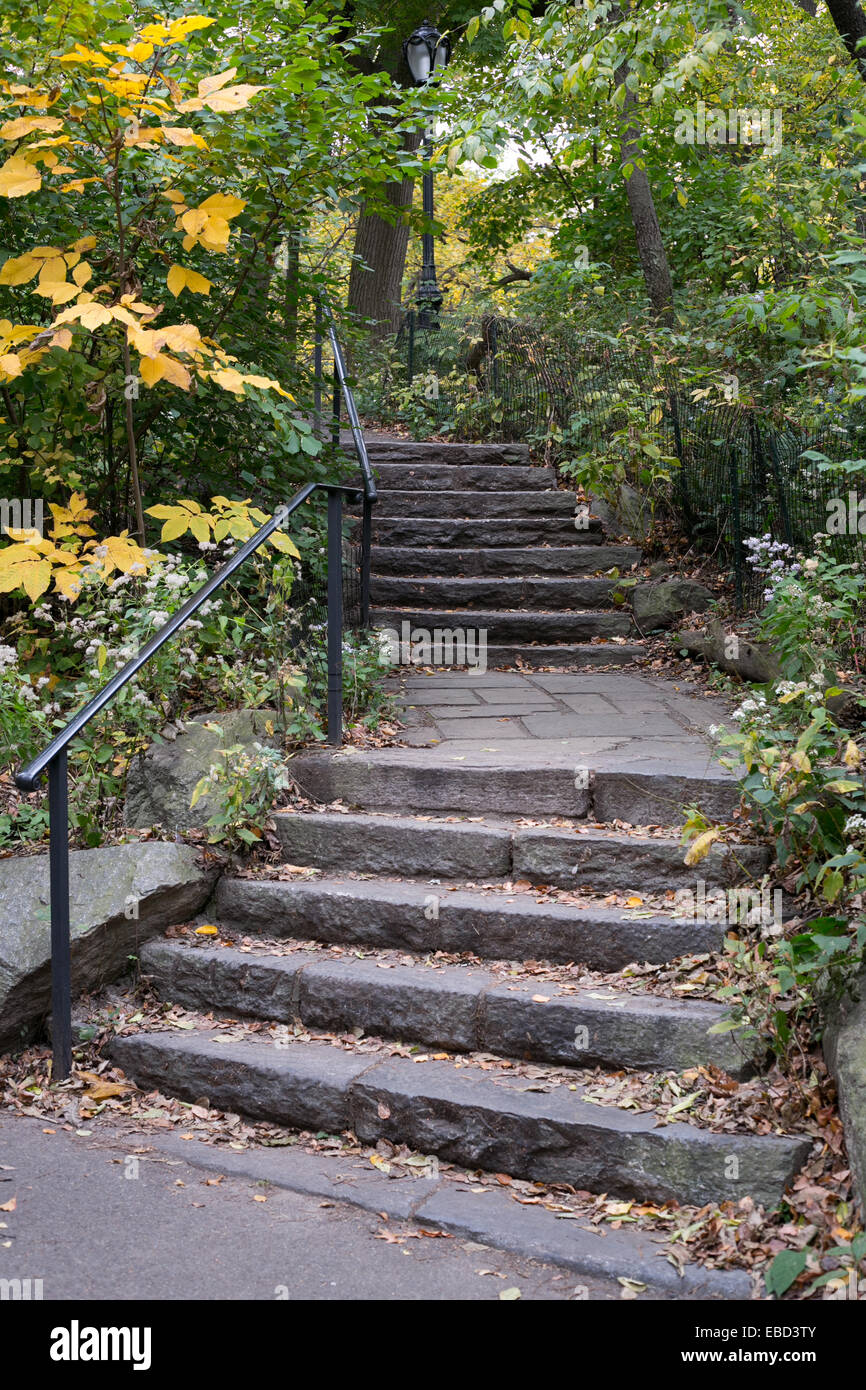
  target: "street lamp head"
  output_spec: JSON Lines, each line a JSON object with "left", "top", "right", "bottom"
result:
{"left": 402, "top": 20, "right": 451, "bottom": 86}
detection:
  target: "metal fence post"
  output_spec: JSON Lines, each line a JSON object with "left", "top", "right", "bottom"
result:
{"left": 326, "top": 489, "right": 343, "bottom": 746}
{"left": 407, "top": 310, "right": 415, "bottom": 385}
{"left": 48, "top": 750, "right": 72, "bottom": 1080}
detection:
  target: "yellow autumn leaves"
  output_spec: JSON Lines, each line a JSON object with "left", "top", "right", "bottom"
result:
{"left": 146, "top": 497, "right": 300, "bottom": 557}
{"left": 0, "top": 493, "right": 154, "bottom": 602}
{"left": 0, "top": 17, "right": 276, "bottom": 401}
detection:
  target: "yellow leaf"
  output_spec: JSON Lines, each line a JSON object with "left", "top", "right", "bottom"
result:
{"left": 197, "top": 68, "right": 238, "bottom": 98}
{"left": 181, "top": 208, "right": 209, "bottom": 236}
{"left": 161, "top": 323, "right": 202, "bottom": 353}
{"left": 268, "top": 532, "right": 301, "bottom": 558}
{"left": 0, "top": 114, "right": 64, "bottom": 139}
{"left": 0, "top": 352, "right": 22, "bottom": 378}
{"left": 22, "top": 559, "right": 51, "bottom": 600}
{"left": 188, "top": 514, "right": 212, "bottom": 544}
{"left": 843, "top": 740, "right": 862, "bottom": 769}
{"left": 209, "top": 366, "right": 246, "bottom": 394}
{"left": 168, "top": 15, "right": 217, "bottom": 39}
{"left": 194, "top": 923, "right": 220, "bottom": 936}
{"left": 50, "top": 328, "right": 73, "bottom": 349}
{"left": 202, "top": 84, "right": 265, "bottom": 113}
{"left": 53, "top": 567, "right": 83, "bottom": 600}
{"left": 44, "top": 281, "right": 79, "bottom": 305}
{"left": 199, "top": 192, "right": 246, "bottom": 220}
{"left": 684, "top": 828, "right": 721, "bottom": 866}
{"left": 162, "top": 127, "right": 208, "bottom": 149}
{"left": 0, "top": 156, "right": 41, "bottom": 197}
{"left": 72, "top": 261, "right": 91, "bottom": 286}
{"left": 0, "top": 252, "right": 40, "bottom": 285}
{"left": 166, "top": 264, "right": 186, "bottom": 297}
{"left": 790, "top": 750, "right": 811, "bottom": 773}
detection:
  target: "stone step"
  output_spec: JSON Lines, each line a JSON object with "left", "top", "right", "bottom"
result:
{"left": 272, "top": 811, "right": 769, "bottom": 893}
{"left": 110, "top": 1030, "right": 809, "bottom": 1207}
{"left": 370, "top": 517, "right": 602, "bottom": 547}
{"left": 371, "top": 576, "right": 622, "bottom": 612}
{"left": 484, "top": 643, "right": 646, "bottom": 668}
{"left": 371, "top": 545, "right": 641, "bottom": 577}
{"left": 290, "top": 749, "right": 740, "bottom": 823}
{"left": 373, "top": 463, "right": 555, "bottom": 491}
{"left": 371, "top": 607, "right": 634, "bottom": 644}
{"left": 366, "top": 441, "right": 531, "bottom": 466}
{"left": 139, "top": 938, "right": 753, "bottom": 1077}
{"left": 373, "top": 489, "right": 578, "bottom": 519}
{"left": 212, "top": 875, "right": 725, "bottom": 969}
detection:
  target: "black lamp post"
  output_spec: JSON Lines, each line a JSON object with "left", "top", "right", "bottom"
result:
{"left": 402, "top": 20, "right": 451, "bottom": 328}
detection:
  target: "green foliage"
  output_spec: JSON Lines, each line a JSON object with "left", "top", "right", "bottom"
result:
{"left": 190, "top": 724, "right": 292, "bottom": 849}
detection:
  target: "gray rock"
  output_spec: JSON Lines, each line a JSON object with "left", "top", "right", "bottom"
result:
{"left": 125, "top": 708, "right": 280, "bottom": 831}
{"left": 0, "top": 843, "right": 217, "bottom": 1049}
{"left": 512, "top": 826, "right": 769, "bottom": 893}
{"left": 676, "top": 618, "right": 781, "bottom": 684}
{"left": 824, "top": 972, "right": 866, "bottom": 1217}
{"left": 632, "top": 580, "right": 715, "bottom": 632}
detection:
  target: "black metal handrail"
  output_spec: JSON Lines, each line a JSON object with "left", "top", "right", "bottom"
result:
{"left": 14, "top": 298, "right": 377, "bottom": 1081}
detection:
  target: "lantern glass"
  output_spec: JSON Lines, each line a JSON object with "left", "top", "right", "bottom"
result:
{"left": 405, "top": 37, "right": 432, "bottom": 83}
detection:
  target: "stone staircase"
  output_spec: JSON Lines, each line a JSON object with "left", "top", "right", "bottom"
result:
{"left": 363, "top": 439, "right": 645, "bottom": 668}
{"left": 108, "top": 441, "right": 813, "bottom": 1293}
{"left": 113, "top": 755, "right": 808, "bottom": 1240}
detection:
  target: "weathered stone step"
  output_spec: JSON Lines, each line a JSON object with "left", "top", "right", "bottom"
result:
{"left": 373, "top": 489, "right": 577, "bottom": 519}
{"left": 371, "top": 545, "right": 641, "bottom": 577}
{"left": 373, "top": 463, "right": 555, "bottom": 491}
{"left": 485, "top": 643, "right": 645, "bottom": 668}
{"left": 139, "top": 938, "right": 753, "bottom": 1077}
{"left": 110, "top": 1030, "right": 809, "bottom": 1207}
{"left": 272, "top": 811, "right": 768, "bottom": 893}
{"left": 366, "top": 441, "right": 531, "bottom": 467}
{"left": 212, "top": 875, "right": 724, "bottom": 969}
{"left": 370, "top": 517, "right": 602, "bottom": 547}
{"left": 290, "top": 749, "right": 740, "bottom": 823}
{"left": 371, "top": 576, "right": 622, "bottom": 611}
{"left": 371, "top": 607, "right": 633, "bottom": 644}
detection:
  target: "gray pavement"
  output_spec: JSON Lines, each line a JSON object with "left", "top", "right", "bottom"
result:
{"left": 389, "top": 669, "right": 733, "bottom": 772}
{"left": 0, "top": 1114, "right": 608, "bottom": 1301}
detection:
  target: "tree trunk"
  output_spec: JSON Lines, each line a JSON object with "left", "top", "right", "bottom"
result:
{"left": 348, "top": 131, "right": 420, "bottom": 336}
{"left": 824, "top": 0, "right": 866, "bottom": 81}
{"left": 614, "top": 71, "right": 675, "bottom": 320}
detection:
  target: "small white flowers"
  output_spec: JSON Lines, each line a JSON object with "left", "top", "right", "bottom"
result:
{"left": 0, "top": 644, "right": 18, "bottom": 671}
{"left": 844, "top": 815, "right": 866, "bottom": 837}
{"left": 803, "top": 558, "right": 819, "bottom": 573}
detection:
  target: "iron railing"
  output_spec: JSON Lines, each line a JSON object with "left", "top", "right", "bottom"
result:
{"left": 14, "top": 294, "right": 376, "bottom": 1081}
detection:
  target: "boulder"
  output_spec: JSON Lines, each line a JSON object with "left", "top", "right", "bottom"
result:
{"left": 676, "top": 617, "right": 781, "bottom": 684}
{"left": 631, "top": 579, "right": 715, "bottom": 632}
{"left": 0, "top": 841, "right": 218, "bottom": 1049}
{"left": 125, "top": 709, "right": 280, "bottom": 831}
{"left": 824, "top": 973, "right": 866, "bottom": 1217}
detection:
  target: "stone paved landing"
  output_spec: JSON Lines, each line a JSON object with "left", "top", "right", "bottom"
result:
{"left": 388, "top": 670, "right": 732, "bottom": 775}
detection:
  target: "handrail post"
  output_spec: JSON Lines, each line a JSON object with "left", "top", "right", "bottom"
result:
{"left": 327, "top": 488, "right": 343, "bottom": 746}
{"left": 48, "top": 750, "right": 72, "bottom": 1081}
{"left": 332, "top": 361, "right": 341, "bottom": 449}
{"left": 360, "top": 495, "right": 372, "bottom": 628}
{"left": 314, "top": 299, "right": 324, "bottom": 435}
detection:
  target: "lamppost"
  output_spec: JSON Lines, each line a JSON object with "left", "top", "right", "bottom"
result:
{"left": 403, "top": 20, "right": 451, "bottom": 329}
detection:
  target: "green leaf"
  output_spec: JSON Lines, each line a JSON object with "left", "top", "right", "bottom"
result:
{"left": 766, "top": 1248, "right": 809, "bottom": 1298}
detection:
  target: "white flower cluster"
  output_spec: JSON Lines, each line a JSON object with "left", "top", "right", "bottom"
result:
{"left": 0, "top": 644, "right": 18, "bottom": 671}
{"left": 731, "top": 692, "right": 769, "bottom": 723}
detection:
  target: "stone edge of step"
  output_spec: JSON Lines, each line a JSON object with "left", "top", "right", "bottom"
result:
{"left": 144, "top": 1130, "right": 756, "bottom": 1300}
{"left": 109, "top": 1030, "right": 811, "bottom": 1211}
{"left": 139, "top": 937, "right": 753, "bottom": 1077}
